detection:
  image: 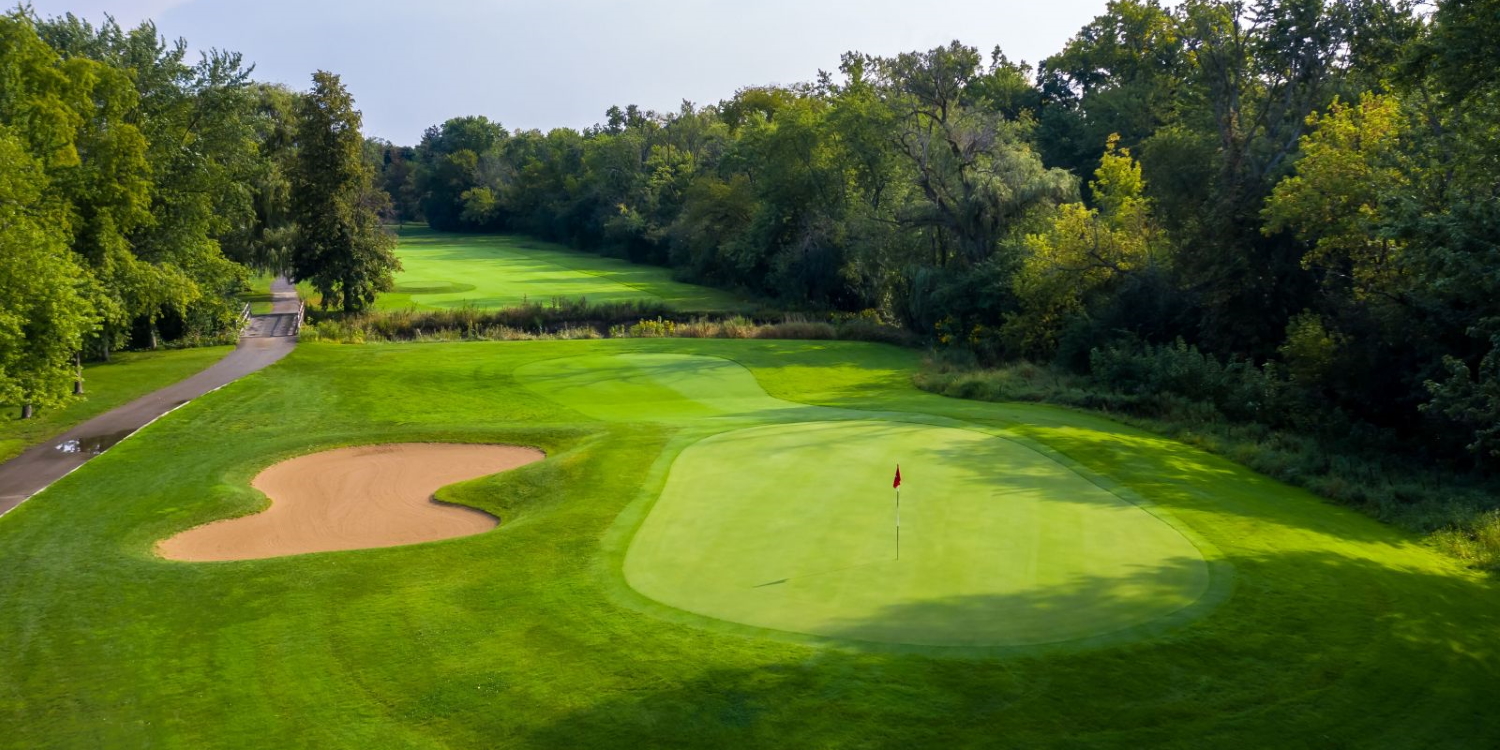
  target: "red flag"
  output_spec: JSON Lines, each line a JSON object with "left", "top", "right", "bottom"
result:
{"left": 893, "top": 465, "right": 902, "bottom": 489}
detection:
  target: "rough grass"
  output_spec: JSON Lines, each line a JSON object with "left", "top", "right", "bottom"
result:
{"left": 300, "top": 307, "right": 914, "bottom": 347}
{"left": 0, "top": 339, "right": 1497, "bottom": 748}
{"left": 0, "top": 347, "right": 232, "bottom": 463}
{"left": 916, "top": 358, "right": 1500, "bottom": 570}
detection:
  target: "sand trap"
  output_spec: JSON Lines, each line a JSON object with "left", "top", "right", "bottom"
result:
{"left": 158, "top": 443, "right": 543, "bottom": 561}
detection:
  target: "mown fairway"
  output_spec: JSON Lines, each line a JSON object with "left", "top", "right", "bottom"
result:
{"left": 376, "top": 227, "right": 748, "bottom": 311}
{"left": 1, "top": 339, "right": 1496, "bottom": 747}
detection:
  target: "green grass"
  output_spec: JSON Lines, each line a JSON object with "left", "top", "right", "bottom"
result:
{"left": 376, "top": 226, "right": 749, "bottom": 312}
{"left": 0, "top": 347, "right": 232, "bottom": 463}
{"left": 1, "top": 339, "right": 1497, "bottom": 747}
{"left": 630, "top": 420, "right": 1214, "bottom": 648}
{"left": 238, "top": 273, "right": 277, "bottom": 314}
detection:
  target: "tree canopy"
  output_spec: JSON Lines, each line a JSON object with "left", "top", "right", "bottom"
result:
{"left": 0, "top": 10, "right": 391, "bottom": 413}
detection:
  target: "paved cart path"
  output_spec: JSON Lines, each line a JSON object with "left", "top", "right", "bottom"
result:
{"left": 0, "top": 278, "right": 301, "bottom": 517}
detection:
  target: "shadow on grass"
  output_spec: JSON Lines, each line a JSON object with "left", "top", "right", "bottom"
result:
{"left": 812, "top": 554, "right": 1216, "bottom": 650}
{"left": 522, "top": 550, "right": 1500, "bottom": 748}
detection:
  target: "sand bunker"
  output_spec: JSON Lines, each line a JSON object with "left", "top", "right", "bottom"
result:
{"left": 159, "top": 443, "right": 543, "bottom": 561}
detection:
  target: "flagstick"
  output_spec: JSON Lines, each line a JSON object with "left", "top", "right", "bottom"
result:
{"left": 895, "top": 487, "right": 900, "bottom": 561}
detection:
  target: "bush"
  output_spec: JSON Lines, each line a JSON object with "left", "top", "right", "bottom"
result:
{"left": 1088, "top": 338, "right": 1294, "bottom": 425}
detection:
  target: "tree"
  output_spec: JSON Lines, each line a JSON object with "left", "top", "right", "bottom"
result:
{"left": 1037, "top": 0, "right": 1184, "bottom": 176}
{"left": 38, "top": 14, "right": 263, "bottom": 349}
{"left": 872, "top": 42, "right": 1074, "bottom": 269}
{"left": 1263, "top": 94, "right": 1410, "bottom": 302}
{"left": 413, "top": 116, "right": 508, "bottom": 230}
{"left": 289, "top": 71, "right": 399, "bottom": 313}
{"left": 1007, "top": 135, "right": 1163, "bottom": 356}
{"left": 221, "top": 83, "right": 301, "bottom": 274}
{"left": 0, "top": 130, "right": 96, "bottom": 417}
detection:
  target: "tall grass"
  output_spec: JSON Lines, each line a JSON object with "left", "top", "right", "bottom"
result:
{"left": 300, "top": 300, "right": 916, "bottom": 346}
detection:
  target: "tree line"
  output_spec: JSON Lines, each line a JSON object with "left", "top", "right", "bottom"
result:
{"left": 370, "top": 0, "right": 1500, "bottom": 470}
{"left": 0, "top": 11, "right": 395, "bottom": 417}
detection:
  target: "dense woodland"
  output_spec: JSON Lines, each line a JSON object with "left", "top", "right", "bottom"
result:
{"left": 3, "top": 1, "right": 1500, "bottom": 543}
{"left": 0, "top": 10, "right": 394, "bottom": 414}
{"left": 372, "top": 0, "right": 1500, "bottom": 481}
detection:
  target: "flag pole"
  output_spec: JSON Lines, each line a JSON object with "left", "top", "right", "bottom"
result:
{"left": 893, "top": 463, "right": 902, "bottom": 561}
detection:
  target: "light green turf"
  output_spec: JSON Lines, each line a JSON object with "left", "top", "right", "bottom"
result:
{"left": 376, "top": 226, "right": 748, "bottom": 311}
{"left": 515, "top": 353, "right": 805, "bottom": 420}
{"left": 238, "top": 273, "right": 277, "bottom": 314}
{"left": 628, "top": 420, "right": 1211, "bottom": 647}
{"left": 2, "top": 339, "right": 1498, "bottom": 748}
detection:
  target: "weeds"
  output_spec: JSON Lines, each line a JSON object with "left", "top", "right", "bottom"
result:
{"left": 300, "top": 300, "right": 915, "bottom": 346}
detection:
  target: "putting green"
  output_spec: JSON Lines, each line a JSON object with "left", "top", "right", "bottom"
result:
{"left": 515, "top": 353, "right": 805, "bottom": 421}
{"left": 626, "top": 420, "right": 1213, "bottom": 647}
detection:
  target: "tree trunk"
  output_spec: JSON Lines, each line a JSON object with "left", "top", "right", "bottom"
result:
{"left": 21, "top": 404, "right": 33, "bottom": 419}
{"left": 74, "top": 352, "right": 84, "bottom": 395}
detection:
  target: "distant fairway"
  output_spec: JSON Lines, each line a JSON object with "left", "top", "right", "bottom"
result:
{"left": 377, "top": 226, "right": 747, "bottom": 311}
{"left": 628, "top": 420, "right": 1211, "bottom": 647}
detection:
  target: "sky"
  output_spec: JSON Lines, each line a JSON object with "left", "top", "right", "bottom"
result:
{"left": 28, "top": 0, "right": 1115, "bottom": 145}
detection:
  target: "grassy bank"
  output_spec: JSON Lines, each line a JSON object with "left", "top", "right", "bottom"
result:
{"left": 915, "top": 359, "right": 1500, "bottom": 570}
{"left": 0, "top": 347, "right": 233, "bottom": 463}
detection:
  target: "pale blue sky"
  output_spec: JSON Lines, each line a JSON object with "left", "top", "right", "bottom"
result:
{"left": 28, "top": 0, "right": 1115, "bottom": 144}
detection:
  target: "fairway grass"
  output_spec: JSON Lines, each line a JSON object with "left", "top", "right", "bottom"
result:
{"left": 514, "top": 352, "right": 807, "bottom": 420}
{"left": 1, "top": 339, "right": 1496, "bottom": 747}
{"left": 377, "top": 227, "right": 748, "bottom": 311}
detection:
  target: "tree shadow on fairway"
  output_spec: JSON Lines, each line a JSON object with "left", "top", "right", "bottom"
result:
{"left": 518, "top": 550, "right": 1500, "bottom": 749}
{"left": 808, "top": 555, "right": 1224, "bottom": 652}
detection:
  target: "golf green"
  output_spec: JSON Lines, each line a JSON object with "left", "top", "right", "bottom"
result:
{"left": 377, "top": 227, "right": 747, "bottom": 311}
{"left": 516, "top": 353, "right": 1216, "bottom": 647}
{"left": 626, "top": 420, "right": 1211, "bottom": 647}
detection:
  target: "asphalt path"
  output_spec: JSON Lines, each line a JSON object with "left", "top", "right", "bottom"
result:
{"left": 0, "top": 278, "right": 300, "bottom": 516}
